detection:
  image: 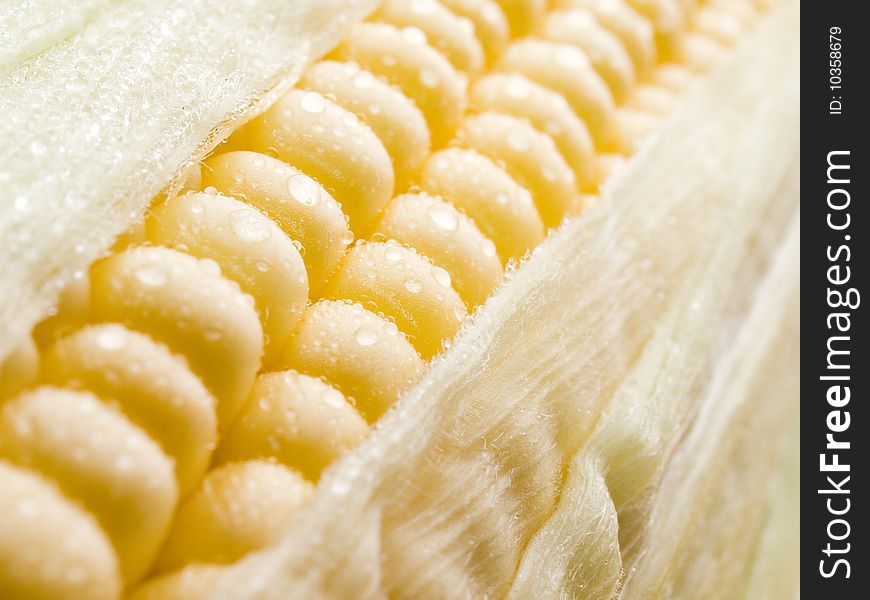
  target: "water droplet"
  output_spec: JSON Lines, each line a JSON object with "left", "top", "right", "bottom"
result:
{"left": 402, "top": 26, "right": 427, "bottom": 45}
{"left": 287, "top": 174, "right": 321, "bottom": 206}
{"left": 134, "top": 265, "right": 168, "bottom": 287}
{"left": 203, "top": 186, "right": 218, "bottom": 195}
{"left": 204, "top": 328, "right": 222, "bottom": 342}
{"left": 419, "top": 67, "right": 440, "bottom": 88}
{"left": 354, "top": 325, "right": 379, "bottom": 346}
{"left": 321, "top": 388, "right": 346, "bottom": 409}
{"left": 428, "top": 205, "right": 458, "bottom": 231}
{"left": 341, "top": 229, "right": 355, "bottom": 246}
{"left": 384, "top": 245, "right": 404, "bottom": 262}
{"left": 230, "top": 209, "right": 272, "bottom": 242}
{"left": 18, "top": 498, "right": 38, "bottom": 518}
{"left": 432, "top": 266, "right": 451, "bottom": 288}
{"left": 342, "top": 112, "right": 360, "bottom": 128}
{"left": 198, "top": 258, "right": 221, "bottom": 277}
{"left": 481, "top": 239, "right": 497, "bottom": 257}
{"left": 505, "top": 78, "right": 529, "bottom": 99}
{"left": 384, "top": 321, "right": 399, "bottom": 335}
{"left": 507, "top": 129, "right": 529, "bottom": 152}
{"left": 556, "top": 45, "right": 584, "bottom": 68}
{"left": 411, "top": 0, "right": 436, "bottom": 15}
{"left": 353, "top": 71, "right": 375, "bottom": 89}
{"left": 404, "top": 278, "right": 424, "bottom": 293}
{"left": 300, "top": 91, "right": 326, "bottom": 113}
{"left": 95, "top": 327, "right": 127, "bottom": 351}
{"left": 115, "top": 455, "right": 133, "bottom": 472}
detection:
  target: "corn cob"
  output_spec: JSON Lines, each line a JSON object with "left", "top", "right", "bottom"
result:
{"left": 0, "top": 0, "right": 798, "bottom": 598}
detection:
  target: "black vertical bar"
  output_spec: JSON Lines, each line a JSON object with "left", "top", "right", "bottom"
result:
{"left": 803, "top": 1, "right": 867, "bottom": 596}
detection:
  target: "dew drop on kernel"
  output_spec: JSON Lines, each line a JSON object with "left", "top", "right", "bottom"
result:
{"left": 115, "top": 454, "right": 134, "bottom": 473}
{"left": 17, "top": 498, "right": 38, "bottom": 518}
{"left": 481, "top": 239, "right": 497, "bottom": 258}
{"left": 353, "top": 71, "right": 375, "bottom": 89}
{"left": 287, "top": 174, "right": 321, "bottom": 207}
{"left": 404, "top": 278, "right": 424, "bottom": 294}
{"left": 428, "top": 205, "right": 458, "bottom": 231}
{"left": 300, "top": 91, "right": 326, "bottom": 114}
{"left": 354, "top": 325, "right": 379, "bottom": 347}
{"left": 198, "top": 257, "right": 222, "bottom": 278}
{"left": 134, "top": 265, "right": 168, "bottom": 287}
{"left": 505, "top": 79, "right": 529, "bottom": 99}
{"left": 384, "top": 245, "right": 404, "bottom": 262}
{"left": 341, "top": 230, "right": 355, "bottom": 246}
{"left": 420, "top": 67, "right": 440, "bottom": 88}
{"left": 95, "top": 326, "right": 127, "bottom": 351}
{"left": 432, "top": 266, "right": 452, "bottom": 288}
{"left": 403, "top": 26, "right": 427, "bottom": 46}
{"left": 507, "top": 130, "right": 529, "bottom": 152}
{"left": 230, "top": 209, "right": 272, "bottom": 242}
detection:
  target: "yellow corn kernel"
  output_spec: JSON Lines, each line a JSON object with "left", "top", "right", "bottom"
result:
{"left": 676, "top": 31, "right": 728, "bottom": 73}
{"left": 495, "top": 0, "right": 547, "bottom": 36}
{"left": 145, "top": 191, "right": 307, "bottom": 364}
{"left": 624, "top": 83, "right": 678, "bottom": 116}
{"left": 127, "top": 564, "right": 226, "bottom": 600}
{"left": 439, "top": 0, "right": 510, "bottom": 64}
{"left": 597, "top": 152, "right": 627, "bottom": 182}
{"left": 89, "top": 246, "right": 263, "bottom": 428}
{"left": 470, "top": 73, "right": 598, "bottom": 190}
{"left": 625, "top": 0, "right": 689, "bottom": 61}
{"left": 276, "top": 300, "right": 425, "bottom": 421}
{"left": 612, "top": 107, "right": 660, "bottom": 154}
{"left": 559, "top": 0, "right": 657, "bottom": 76}
{"left": 154, "top": 460, "right": 313, "bottom": 572}
{"left": 324, "top": 241, "right": 466, "bottom": 360}
{"left": 373, "top": 0, "right": 485, "bottom": 76}
{"left": 540, "top": 9, "right": 636, "bottom": 103}
{"left": 0, "top": 335, "right": 37, "bottom": 401}
{"left": 0, "top": 387, "right": 177, "bottom": 583}
{"left": 419, "top": 148, "right": 545, "bottom": 262}
{"left": 40, "top": 324, "right": 217, "bottom": 496}
{"left": 497, "top": 39, "right": 615, "bottom": 148}
{"left": 299, "top": 61, "right": 431, "bottom": 191}
{"left": 244, "top": 89, "right": 394, "bottom": 234}
{"left": 215, "top": 370, "right": 369, "bottom": 480}
{"left": 375, "top": 192, "right": 502, "bottom": 308}
{"left": 0, "top": 461, "right": 121, "bottom": 600}
{"left": 31, "top": 273, "right": 90, "bottom": 347}
{"left": 456, "top": 112, "right": 576, "bottom": 228}
{"left": 693, "top": 5, "right": 749, "bottom": 46}
{"left": 651, "top": 63, "right": 694, "bottom": 91}
{"left": 200, "top": 151, "right": 352, "bottom": 291}
{"left": 332, "top": 22, "right": 468, "bottom": 147}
